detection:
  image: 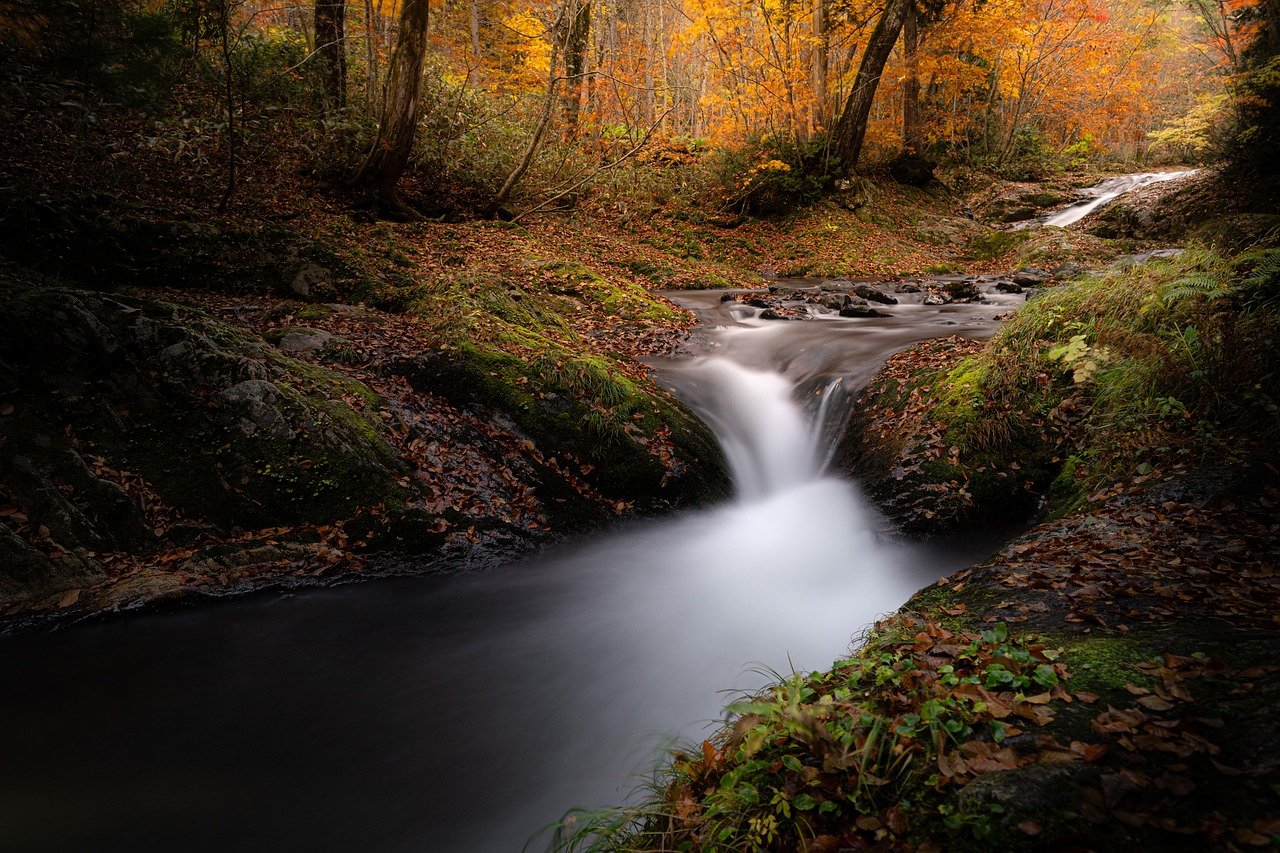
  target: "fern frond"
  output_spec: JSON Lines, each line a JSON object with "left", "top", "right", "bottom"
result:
{"left": 1162, "top": 271, "right": 1226, "bottom": 304}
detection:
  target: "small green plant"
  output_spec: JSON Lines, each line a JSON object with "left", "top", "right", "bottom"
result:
{"left": 549, "top": 618, "right": 1070, "bottom": 851}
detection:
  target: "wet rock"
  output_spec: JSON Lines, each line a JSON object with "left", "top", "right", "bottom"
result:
{"left": 767, "top": 285, "right": 804, "bottom": 299}
{"left": 719, "top": 292, "right": 738, "bottom": 302}
{"left": 923, "top": 290, "right": 949, "bottom": 306}
{"left": 1013, "top": 268, "right": 1050, "bottom": 286}
{"left": 1052, "top": 262, "right": 1083, "bottom": 280}
{"left": 943, "top": 280, "right": 981, "bottom": 302}
{"left": 995, "top": 280, "right": 1023, "bottom": 293}
{"left": 853, "top": 284, "right": 899, "bottom": 305}
{"left": 896, "top": 283, "right": 923, "bottom": 294}
{"left": 819, "top": 281, "right": 853, "bottom": 292}
{"left": 839, "top": 302, "right": 883, "bottom": 318}
{"left": 745, "top": 297, "right": 776, "bottom": 310}
{"left": 815, "top": 292, "right": 852, "bottom": 310}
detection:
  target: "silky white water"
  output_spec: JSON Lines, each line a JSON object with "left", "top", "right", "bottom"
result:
{"left": 0, "top": 309, "right": 1006, "bottom": 852}
{"left": 1041, "top": 169, "right": 1198, "bottom": 227}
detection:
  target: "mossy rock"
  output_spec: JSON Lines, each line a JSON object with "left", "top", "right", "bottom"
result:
{"left": 965, "top": 229, "right": 1030, "bottom": 261}
{"left": 841, "top": 341, "right": 1057, "bottom": 536}
{"left": 398, "top": 343, "right": 728, "bottom": 509}
{"left": 0, "top": 286, "right": 407, "bottom": 540}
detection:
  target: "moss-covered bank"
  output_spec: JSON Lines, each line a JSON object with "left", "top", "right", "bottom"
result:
{"left": 0, "top": 250, "right": 728, "bottom": 627}
{"left": 844, "top": 246, "right": 1280, "bottom": 535}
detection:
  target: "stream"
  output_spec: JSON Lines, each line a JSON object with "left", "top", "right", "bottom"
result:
{"left": 0, "top": 282, "right": 1023, "bottom": 852}
{"left": 1020, "top": 169, "right": 1198, "bottom": 228}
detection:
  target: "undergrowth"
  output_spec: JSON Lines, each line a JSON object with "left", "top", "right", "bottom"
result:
{"left": 932, "top": 246, "right": 1280, "bottom": 513}
{"left": 547, "top": 618, "right": 1070, "bottom": 852}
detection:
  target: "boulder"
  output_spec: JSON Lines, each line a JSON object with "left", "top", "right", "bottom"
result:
{"left": 839, "top": 301, "right": 883, "bottom": 318}
{"left": 853, "top": 284, "right": 899, "bottom": 305}
{"left": 943, "top": 280, "right": 981, "bottom": 302}
{"left": 1012, "top": 268, "right": 1050, "bottom": 286}
{"left": 274, "top": 327, "right": 336, "bottom": 354}
{"left": 815, "top": 292, "right": 852, "bottom": 310}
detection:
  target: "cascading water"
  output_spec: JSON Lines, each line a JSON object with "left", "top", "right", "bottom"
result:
{"left": 1038, "top": 169, "right": 1198, "bottom": 228}
{"left": 669, "top": 359, "right": 829, "bottom": 500}
{"left": 0, "top": 295, "right": 1011, "bottom": 853}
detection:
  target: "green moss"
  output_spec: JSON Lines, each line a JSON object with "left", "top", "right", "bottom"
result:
{"left": 1054, "top": 632, "right": 1159, "bottom": 695}
{"left": 295, "top": 304, "right": 334, "bottom": 322}
{"left": 965, "top": 230, "right": 1030, "bottom": 261}
{"left": 1023, "top": 192, "right": 1067, "bottom": 207}
{"left": 427, "top": 341, "right": 725, "bottom": 505}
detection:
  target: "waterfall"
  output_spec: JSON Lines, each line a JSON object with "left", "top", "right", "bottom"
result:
{"left": 672, "top": 359, "right": 828, "bottom": 501}
{"left": 1041, "top": 169, "right": 1198, "bottom": 228}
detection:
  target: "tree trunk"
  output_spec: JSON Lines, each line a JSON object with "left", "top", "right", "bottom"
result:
{"left": 562, "top": 0, "right": 590, "bottom": 137}
{"left": 902, "top": 2, "right": 921, "bottom": 151}
{"left": 315, "top": 0, "right": 347, "bottom": 108}
{"left": 488, "top": 14, "right": 564, "bottom": 217}
{"left": 354, "top": 0, "right": 430, "bottom": 214}
{"left": 811, "top": 0, "right": 827, "bottom": 131}
{"left": 469, "top": 0, "right": 482, "bottom": 56}
{"left": 831, "top": 0, "right": 911, "bottom": 173}
{"left": 363, "top": 0, "right": 378, "bottom": 113}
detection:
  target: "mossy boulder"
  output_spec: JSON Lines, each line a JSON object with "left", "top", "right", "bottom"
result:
{"left": 0, "top": 286, "right": 407, "bottom": 547}
{"left": 396, "top": 343, "right": 728, "bottom": 511}
{"left": 841, "top": 338, "right": 1057, "bottom": 536}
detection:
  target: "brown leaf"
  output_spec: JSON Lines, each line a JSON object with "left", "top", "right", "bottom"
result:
{"left": 1235, "top": 828, "right": 1273, "bottom": 847}
{"left": 1136, "top": 695, "right": 1176, "bottom": 711}
{"left": 58, "top": 588, "right": 81, "bottom": 608}
{"left": 1017, "top": 821, "right": 1042, "bottom": 836}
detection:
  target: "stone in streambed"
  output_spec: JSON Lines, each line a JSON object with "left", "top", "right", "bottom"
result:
{"left": 853, "top": 283, "right": 898, "bottom": 305}
{"left": 1013, "top": 268, "right": 1050, "bottom": 286}
{"left": 814, "top": 292, "right": 852, "bottom": 310}
{"left": 839, "top": 301, "right": 884, "bottom": 318}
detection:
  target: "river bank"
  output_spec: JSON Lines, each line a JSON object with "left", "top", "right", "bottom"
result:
{"left": 556, "top": 172, "right": 1280, "bottom": 850}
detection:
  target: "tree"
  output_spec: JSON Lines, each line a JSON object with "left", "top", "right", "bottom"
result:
{"left": 353, "top": 0, "right": 430, "bottom": 215}
{"left": 562, "top": 0, "right": 591, "bottom": 136}
{"left": 315, "top": 0, "right": 347, "bottom": 108}
{"left": 831, "top": 0, "right": 912, "bottom": 172}
{"left": 902, "top": 1, "right": 921, "bottom": 150}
